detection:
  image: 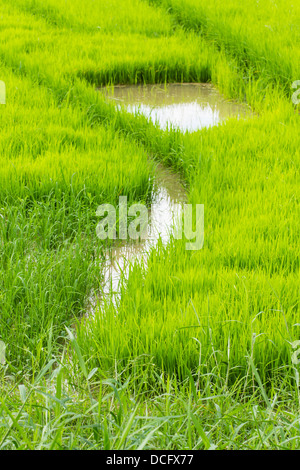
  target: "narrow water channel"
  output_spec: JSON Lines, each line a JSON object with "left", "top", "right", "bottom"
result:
{"left": 95, "top": 83, "right": 251, "bottom": 308}
{"left": 100, "top": 163, "right": 187, "bottom": 306}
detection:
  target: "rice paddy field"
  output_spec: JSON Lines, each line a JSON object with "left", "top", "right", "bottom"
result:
{"left": 0, "top": 0, "right": 299, "bottom": 450}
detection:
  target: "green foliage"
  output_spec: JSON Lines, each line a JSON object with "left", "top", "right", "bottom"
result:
{"left": 0, "top": 0, "right": 299, "bottom": 450}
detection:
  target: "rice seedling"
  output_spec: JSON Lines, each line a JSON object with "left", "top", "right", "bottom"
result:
{"left": 0, "top": 0, "right": 299, "bottom": 450}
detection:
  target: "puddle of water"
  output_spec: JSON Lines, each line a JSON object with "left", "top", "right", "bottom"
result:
{"left": 101, "top": 83, "right": 252, "bottom": 132}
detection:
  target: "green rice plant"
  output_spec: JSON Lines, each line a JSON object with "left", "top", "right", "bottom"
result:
{"left": 150, "top": 0, "right": 300, "bottom": 93}
{"left": 0, "top": 0, "right": 299, "bottom": 450}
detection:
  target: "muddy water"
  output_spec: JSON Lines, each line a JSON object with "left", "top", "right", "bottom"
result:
{"left": 94, "top": 83, "right": 251, "bottom": 309}
{"left": 102, "top": 83, "right": 252, "bottom": 132}
{"left": 98, "top": 163, "right": 187, "bottom": 307}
